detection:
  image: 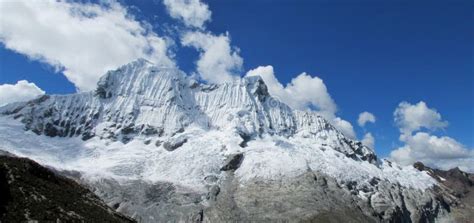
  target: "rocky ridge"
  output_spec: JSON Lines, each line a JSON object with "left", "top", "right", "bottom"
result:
{"left": 414, "top": 162, "right": 474, "bottom": 223}
{"left": 0, "top": 150, "right": 134, "bottom": 222}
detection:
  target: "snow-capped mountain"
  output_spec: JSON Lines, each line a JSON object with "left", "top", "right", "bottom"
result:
{"left": 0, "top": 59, "right": 456, "bottom": 222}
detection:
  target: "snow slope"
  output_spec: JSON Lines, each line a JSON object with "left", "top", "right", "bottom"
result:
{"left": 0, "top": 115, "right": 434, "bottom": 191}
{"left": 0, "top": 59, "right": 446, "bottom": 222}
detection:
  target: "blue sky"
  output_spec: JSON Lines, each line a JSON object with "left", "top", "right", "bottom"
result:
{"left": 0, "top": 0, "right": 472, "bottom": 164}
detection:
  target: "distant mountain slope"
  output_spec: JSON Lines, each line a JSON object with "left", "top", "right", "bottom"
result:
{"left": 0, "top": 59, "right": 459, "bottom": 222}
{"left": 414, "top": 162, "right": 474, "bottom": 223}
{"left": 0, "top": 151, "right": 135, "bottom": 222}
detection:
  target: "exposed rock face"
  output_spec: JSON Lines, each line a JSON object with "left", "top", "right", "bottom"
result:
{"left": 82, "top": 178, "right": 204, "bottom": 222}
{"left": 0, "top": 151, "right": 134, "bottom": 222}
{"left": 0, "top": 59, "right": 460, "bottom": 222}
{"left": 220, "top": 153, "right": 243, "bottom": 171}
{"left": 163, "top": 135, "right": 188, "bottom": 151}
{"left": 81, "top": 170, "right": 451, "bottom": 223}
{"left": 414, "top": 162, "right": 474, "bottom": 223}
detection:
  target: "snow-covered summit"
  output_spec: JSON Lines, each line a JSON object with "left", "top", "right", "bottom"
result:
{"left": 1, "top": 58, "right": 375, "bottom": 163}
{"left": 0, "top": 59, "right": 450, "bottom": 222}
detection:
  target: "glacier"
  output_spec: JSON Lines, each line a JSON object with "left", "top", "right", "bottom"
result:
{"left": 0, "top": 59, "right": 454, "bottom": 222}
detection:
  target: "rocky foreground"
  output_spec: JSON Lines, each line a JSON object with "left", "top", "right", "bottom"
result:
{"left": 0, "top": 151, "right": 134, "bottom": 222}
{"left": 1, "top": 151, "right": 472, "bottom": 223}
{"left": 414, "top": 162, "right": 474, "bottom": 223}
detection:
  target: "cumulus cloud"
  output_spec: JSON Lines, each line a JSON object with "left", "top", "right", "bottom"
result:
{"left": 390, "top": 132, "right": 474, "bottom": 172}
{"left": 394, "top": 101, "right": 448, "bottom": 136}
{"left": 163, "top": 0, "right": 242, "bottom": 84}
{"left": 356, "top": 112, "right": 376, "bottom": 149}
{"left": 390, "top": 101, "right": 473, "bottom": 173}
{"left": 181, "top": 31, "right": 243, "bottom": 84}
{"left": 246, "top": 65, "right": 283, "bottom": 94}
{"left": 362, "top": 132, "right": 375, "bottom": 150}
{"left": 246, "top": 66, "right": 336, "bottom": 115}
{"left": 163, "top": 0, "right": 211, "bottom": 29}
{"left": 283, "top": 73, "right": 337, "bottom": 115}
{"left": 332, "top": 117, "right": 356, "bottom": 139}
{"left": 358, "top": 111, "right": 376, "bottom": 127}
{"left": 0, "top": 80, "right": 45, "bottom": 106}
{"left": 0, "top": 0, "right": 175, "bottom": 91}
{"left": 246, "top": 65, "right": 356, "bottom": 139}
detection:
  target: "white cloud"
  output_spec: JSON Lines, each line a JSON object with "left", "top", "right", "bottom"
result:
{"left": 362, "top": 132, "right": 375, "bottom": 149}
{"left": 394, "top": 101, "right": 448, "bottom": 136}
{"left": 283, "top": 73, "right": 337, "bottom": 115}
{"left": 246, "top": 65, "right": 356, "bottom": 139}
{"left": 246, "top": 65, "right": 284, "bottom": 94}
{"left": 163, "top": 0, "right": 211, "bottom": 29}
{"left": 0, "top": 0, "right": 175, "bottom": 91}
{"left": 390, "top": 132, "right": 474, "bottom": 172}
{"left": 358, "top": 111, "right": 376, "bottom": 127}
{"left": 164, "top": 0, "right": 242, "bottom": 84}
{"left": 181, "top": 31, "right": 243, "bottom": 84}
{"left": 246, "top": 66, "right": 336, "bottom": 115}
{"left": 0, "top": 80, "right": 45, "bottom": 106}
{"left": 390, "top": 101, "right": 473, "bottom": 173}
{"left": 333, "top": 117, "right": 356, "bottom": 139}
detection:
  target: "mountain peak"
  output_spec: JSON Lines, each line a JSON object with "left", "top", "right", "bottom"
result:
{"left": 0, "top": 59, "right": 453, "bottom": 223}
{"left": 244, "top": 75, "right": 270, "bottom": 101}
{"left": 95, "top": 59, "right": 183, "bottom": 99}
{"left": 2, "top": 60, "right": 377, "bottom": 163}
{"left": 132, "top": 57, "right": 153, "bottom": 65}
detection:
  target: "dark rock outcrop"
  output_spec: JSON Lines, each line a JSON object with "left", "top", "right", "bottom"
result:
{"left": 414, "top": 162, "right": 474, "bottom": 223}
{"left": 0, "top": 153, "right": 135, "bottom": 222}
{"left": 84, "top": 178, "right": 204, "bottom": 222}
{"left": 220, "top": 153, "right": 244, "bottom": 171}
{"left": 163, "top": 136, "right": 188, "bottom": 151}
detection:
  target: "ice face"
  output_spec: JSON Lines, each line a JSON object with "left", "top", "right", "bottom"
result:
{"left": 0, "top": 59, "right": 435, "bottom": 192}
